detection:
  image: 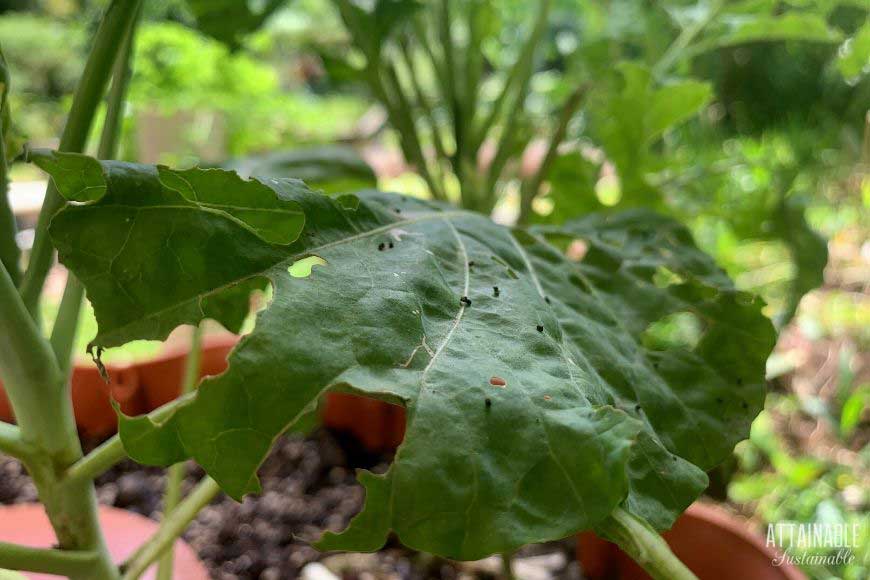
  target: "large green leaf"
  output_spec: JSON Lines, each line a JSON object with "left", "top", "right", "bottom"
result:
{"left": 42, "top": 151, "right": 774, "bottom": 559}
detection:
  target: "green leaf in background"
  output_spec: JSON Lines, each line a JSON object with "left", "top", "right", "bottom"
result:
{"left": 837, "top": 18, "right": 870, "bottom": 82}
{"left": 770, "top": 195, "right": 828, "bottom": 328}
{"left": 697, "top": 12, "right": 844, "bottom": 52}
{"left": 44, "top": 152, "right": 774, "bottom": 559}
{"left": 185, "top": 0, "right": 287, "bottom": 48}
{"left": 588, "top": 63, "right": 712, "bottom": 207}
{"left": 225, "top": 145, "right": 377, "bottom": 194}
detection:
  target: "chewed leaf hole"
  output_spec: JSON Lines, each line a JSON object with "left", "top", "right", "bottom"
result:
{"left": 288, "top": 256, "right": 328, "bottom": 278}
{"left": 653, "top": 266, "right": 685, "bottom": 288}
{"left": 642, "top": 311, "right": 703, "bottom": 351}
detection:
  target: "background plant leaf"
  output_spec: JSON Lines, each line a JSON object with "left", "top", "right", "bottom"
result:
{"left": 44, "top": 154, "right": 775, "bottom": 560}
{"left": 185, "top": 0, "right": 288, "bottom": 48}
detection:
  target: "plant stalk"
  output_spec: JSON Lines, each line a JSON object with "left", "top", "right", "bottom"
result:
{"left": 596, "top": 507, "right": 698, "bottom": 580}
{"left": 18, "top": 0, "right": 140, "bottom": 316}
{"left": 0, "top": 47, "right": 20, "bottom": 287}
{"left": 500, "top": 551, "right": 516, "bottom": 580}
{"left": 50, "top": 0, "right": 141, "bottom": 375}
{"left": 652, "top": 0, "right": 725, "bottom": 78}
{"left": 0, "top": 261, "right": 118, "bottom": 579}
{"left": 156, "top": 324, "right": 204, "bottom": 580}
{"left": 518, "top": 85, "right": 587, "bottom": 224}
{"left": 0, "top": 542, "right": 100, "bottom": 577}
{"left": 121, "top": 477, "right": 221, "bottom": 580}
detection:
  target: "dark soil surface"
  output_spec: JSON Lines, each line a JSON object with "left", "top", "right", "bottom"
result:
{"left": 0, "top": 428, "right": 578, "bottom": 580}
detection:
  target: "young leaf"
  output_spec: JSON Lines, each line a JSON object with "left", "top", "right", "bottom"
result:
{"left": 44, "top": 153, "right": 775, "bottom": 560}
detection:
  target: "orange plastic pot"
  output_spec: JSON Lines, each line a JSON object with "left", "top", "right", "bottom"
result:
{"left": 0, "top": 363, "right": 143, "bottom": 438}
{"left": 0, "top": 332, "right": 406, "bottom": 448}
{"left": 577, "top": 502, "right": 806, "bottom": 580}
{"left": 0, "top": 503, "right": 208, "bottom": 579}
{"left": 321, "top": 392, "right": 406, "bottom": 451}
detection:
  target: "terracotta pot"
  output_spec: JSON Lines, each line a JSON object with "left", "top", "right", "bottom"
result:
{"left": 577, "top": 502, "right": 806, "bottom": 580}
{"left": 136, "top": 334, "right": 238, "bottom": 411}
{"left": 0, "top": 364, "right": 143, "bottom": 439}
{"left": 0, "top": 504, "right": 208, "bottom": 580}
{"left": 322, "top": 392, "right": 406, "bottom": 452}
{"left": 0, "top": 332, "right": 405, "bottom": 449}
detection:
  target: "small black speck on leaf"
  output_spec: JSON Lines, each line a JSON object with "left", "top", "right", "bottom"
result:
{"left": 493, "top": 286, "right": 500, "bottom": 297}
{"left": 536, "top": 325, "right": 544, "bottom": 333}
{"left": 634, "top": 404, "right": 642, "bottom": 412}
{"left": 378, "top": 243, "right": 385, "bottom": 251}
{"left": 460, "top": 296, "right": 472, "bottom": 306}
{"left": 393, "top": 208, "right": 401, "bottom": 214}
{"left": 544, "top": 296, "right": 551, "bottom": 304}
{"left": 468, "top": 261, "right": 475, "bottom": 268}
{"left": 741, "top": 401, "right": 748, "bottom": 409}
{"left": 485, "top": 398, "right": 492, "bottom": 408}
{"left": 388, "top": 242, "right": 394, "bottom": 249}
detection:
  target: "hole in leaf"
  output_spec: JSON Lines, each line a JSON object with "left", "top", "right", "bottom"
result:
{"left": 642, "top": 311, "right": 703, "bottom": 351}
{"left": 288, "top": 256, "right": 327, "bottom": 278}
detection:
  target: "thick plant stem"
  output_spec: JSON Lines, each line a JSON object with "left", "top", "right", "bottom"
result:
{"left": 18, "top": 0, "right": 140, "bottom": 316}
{"left": 121, "top": 477, "right": 221, "bottom": 580}
{"left": 596, "top": 507, "right": 698, "bottom": 580}
{"left": 500, "top": 551, "right": 516, "bottom": 580}
{"left": 156, "top": 324, "right": 203, "bottom": 580}
{"left": 0, "top": 542, "right": 100, "bottom": 577}
{"left": 0, "top": 263, "right": 118, "bottom": 579}
{"left": 50, "top": 0, "right": 141, "bottom": 374}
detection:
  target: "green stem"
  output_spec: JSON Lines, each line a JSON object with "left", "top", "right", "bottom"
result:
{"left": 0, "top": 421, "right": 33, "bottom": 460}
{"left": 484, "top": 0, "right": 550, "bottom": 198}
{"left": 652, "top": 0, "right": 725, "bottom": 78}
{"left": 0, "top": 262, "right": 118, "bottom": 579}
{"left": 64, "top": 391, "right": 196, "bottom": 485}
{"left": 50, "top": 0, "right": 141, "bottom": 375}
{"left": 18, "top": 0, "right": 140, "bottom": 317}
{"left": 156, "top": 324, "right": 203, "bottom": 580}
{"left": 0, "top": 542, "right": 100, "bottom": 577}
{"left": 500, "top": 551, "right": 516, "bottom": 580}
{"left": 518, "top": 85, "right": 587, "bottom": 224}
{"left": 0, "top": 48, "right": 19, "bottom": 287}
{"left": 121, "top": 477, "right": 221, "bottom": 580}
{"left": 596, "top": 507, "right": 698, "bottom": 580}
{"left": 471, "top": 0, "right": 549, "bottom": 155}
